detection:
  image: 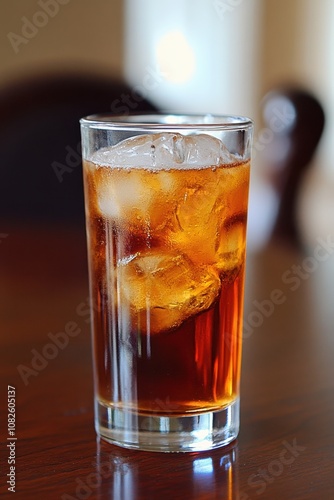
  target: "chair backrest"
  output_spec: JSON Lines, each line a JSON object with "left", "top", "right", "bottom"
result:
{"left": 261, "top": 88, "right": 325, "bottom": 246}
{"left": 0, "top": 73, "right": 157, "bottom": 224}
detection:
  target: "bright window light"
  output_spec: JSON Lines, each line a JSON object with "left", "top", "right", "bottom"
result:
{"left": 156, "top": 30, "right": 196, "bottom": 84}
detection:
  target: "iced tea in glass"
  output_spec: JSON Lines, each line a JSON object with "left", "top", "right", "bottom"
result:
{"left": 80, "top": 114, "right": 253, "bottom": 452}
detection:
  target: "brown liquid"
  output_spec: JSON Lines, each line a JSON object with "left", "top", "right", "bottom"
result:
{"left": 83, "top": 156, "right": 250, "bottom": 416}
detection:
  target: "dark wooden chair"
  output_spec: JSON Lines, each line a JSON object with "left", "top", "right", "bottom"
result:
{"left": 261, "top": 88, "right": 325, "bottom": 247}
{"left": 0, "top": 73, "right": 156, "bottom": 225}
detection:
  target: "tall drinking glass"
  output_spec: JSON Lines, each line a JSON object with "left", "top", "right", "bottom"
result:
{"left": 80, "top": 114, "right": 253, "bottom": 452}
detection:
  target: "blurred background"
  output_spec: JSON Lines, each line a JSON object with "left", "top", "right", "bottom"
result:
{"left": 0, "top": 0, "right": 333, "bottom": 252}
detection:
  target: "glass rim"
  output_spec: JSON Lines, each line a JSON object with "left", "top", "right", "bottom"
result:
{"left": 80, "top": 112, "right": 253, "bottom": 131}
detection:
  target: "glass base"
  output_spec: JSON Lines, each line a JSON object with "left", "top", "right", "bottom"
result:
{"left": 96, "top": 397, "right": 239, "bottom": 452}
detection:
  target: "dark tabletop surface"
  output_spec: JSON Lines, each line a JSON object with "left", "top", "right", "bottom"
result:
{"left": 1, "top": 224, "right": 334, "bottom": 500}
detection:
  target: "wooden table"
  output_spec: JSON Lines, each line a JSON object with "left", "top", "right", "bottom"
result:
{"left": 1, "top": 224, "right": 334, "bottom": 499}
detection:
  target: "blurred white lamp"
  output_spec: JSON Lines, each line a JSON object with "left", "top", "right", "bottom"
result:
{"left": 124, "top": 0, "right": 261, "bottom": 119}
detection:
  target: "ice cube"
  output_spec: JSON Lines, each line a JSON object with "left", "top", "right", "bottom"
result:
{"left": 158, "top": 165, "right": 225, "bottom": 265}
{"left": 215, "top": 214, "right": 247, "bottom": 274}
{"left": 169, "top": 186, "right": 220, "bottom": 265}
{"left": 117, "top": 251, "right": 221, "bottom": 334}
{"left": 90, "top": 132, "right": 237, "bottom": 170}
{"left": 168, "top": 161, "right": 249, "bottom": 268}
{"left": 219, "top": 161, "right": 250, "bottom": 220}
{"left": 95, "top": 166, "right": 177, "bottom": 232}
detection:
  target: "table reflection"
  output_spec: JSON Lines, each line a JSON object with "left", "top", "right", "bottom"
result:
{"left": 95, "top": 439, "right": 239, "bottom": 499}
